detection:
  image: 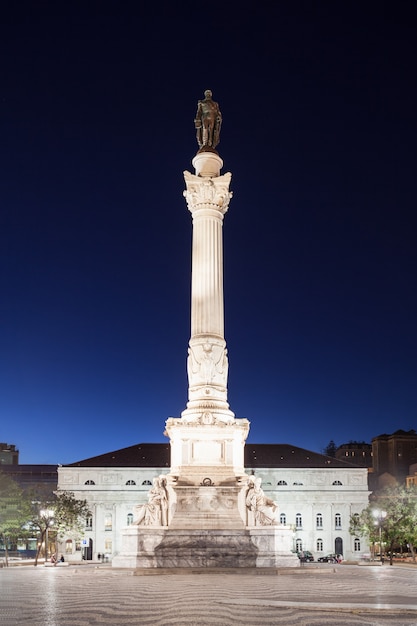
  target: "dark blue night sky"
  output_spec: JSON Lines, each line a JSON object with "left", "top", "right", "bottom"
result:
{"left": 1, "top": 2, "right": 416, "bottom": 464}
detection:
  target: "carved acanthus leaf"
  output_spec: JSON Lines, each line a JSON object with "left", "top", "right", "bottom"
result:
{"left": 183, "top": 171, "right": 232, "bottom": 214}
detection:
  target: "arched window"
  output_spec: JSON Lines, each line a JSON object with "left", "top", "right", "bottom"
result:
{"left": 295, "top": 538, "right": 303, "bottom": 552}
{"left": 86, "top": 515, "right": 93, "bottom": 530}
{"left": 332, "top": 480, "right": 343, "bottom": 486}
{"left": 280, "top": 513, "right": 286, "bottom": 525}
{"left": 354, "top": 538, "right": 361, "bottom": 552}
{"left": 84, "top": 480, "right": 95, "bottom": 485}
{"left": 65, "top": 539, "right": 73, "bottom": 554}
{"left": 277, "top": 480, "right": 287, "bottom": 486}
{"left": 127, "top": 513, "right": 134, "bottom": 526}
{"left": 316, "top": 538, "right": 323, "bottom": 552}
{"left": 295, "top": 513, "right": 302, "bottom": 529}
{"left": 126, "top": 480, "right": 136, "bottom": 485}
{"left": 316, "top": 513, "right": 323, "bottom": 529}
{"left": 335, "top": 513, "right": 342, "bottom": 528}
{"left": 142, "top": 480, "right": 152, "bottom": 486}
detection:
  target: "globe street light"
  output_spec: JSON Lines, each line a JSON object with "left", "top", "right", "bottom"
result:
{"left": 372, "top": 509, "right": 387, "bottom": 562}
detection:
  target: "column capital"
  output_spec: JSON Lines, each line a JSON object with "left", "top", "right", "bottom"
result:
{"left": 183, "top": 171, "right": 232, "bottom": 216}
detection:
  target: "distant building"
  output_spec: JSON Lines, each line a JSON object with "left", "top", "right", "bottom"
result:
{"left": 372, "top": 429, "right": 417, "bottom": 486}
{"left": 1, "top": 442, "right": 57, "bottom": 496}
{"left": 0, "top": 442, "right": 19, "bottom": 465}
{"left": 335, "top": 430, "right": 417, "bottom": 490}
{"left": 335, "top": 441, "right": 373, "bottom": 468}
{"left": 0, "top": 464, "right": 57, "bottom": 494}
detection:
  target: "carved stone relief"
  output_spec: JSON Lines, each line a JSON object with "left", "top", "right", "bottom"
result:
{"left": 187, "top": 340, "right": 228, "bottom": 389}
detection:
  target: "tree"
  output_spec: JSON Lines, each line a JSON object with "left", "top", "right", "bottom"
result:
{"left": 373, "top": 485, "right": 417, "bottom": 564}
{"left": 26, "top": 487, "right": 90, "bottom": 566}
{"left": 349, "top": 508, "right": 379, "bottom": 559}
{"left": 349, "top": 485, "right": 417, "bottom": 565}
{"left": 0, "top": 472, "right": 31, "bottom": 566}
{"left": 323, "top": 440, "right": 337, "bottom": 457}
{"left": 53, "top": 490, "right": 91, "bottom": 538}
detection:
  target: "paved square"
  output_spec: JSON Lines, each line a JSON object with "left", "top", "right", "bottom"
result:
{"left": 1, "top": 563, "right": 417, "bottom": 625}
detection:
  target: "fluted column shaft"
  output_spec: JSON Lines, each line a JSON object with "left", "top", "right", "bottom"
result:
{"left": 181, "top": 163, "right": 234, "bottom": 423}
{"left": 190, "top": 207, "right": 224, "bottom": 339}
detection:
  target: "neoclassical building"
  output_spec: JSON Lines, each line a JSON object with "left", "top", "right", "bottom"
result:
{"left": 57, "top": 442, "right": 370, "bottom": 562}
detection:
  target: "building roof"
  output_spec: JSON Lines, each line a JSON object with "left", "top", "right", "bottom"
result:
{"left": 67, "top": 443, "right": 171, "bottom": 468}
{"left": 372, "top": 429, "right": 417, "bottom": 442}
{"left": 65, "top": 442, "right": 357, "bottom": 470}
{"left": 244, "top": 444, "right": 358, "bottom": 469}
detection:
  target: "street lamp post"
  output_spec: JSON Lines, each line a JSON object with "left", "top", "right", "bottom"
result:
{"left": 40, "top": 509, "right": 54, "bottom": 563}
{"left": 373, "top": 509, "right": 387, "bottom": 562}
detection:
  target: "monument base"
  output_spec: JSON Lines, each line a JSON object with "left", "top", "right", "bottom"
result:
{"left": 112, "top": 525, "right": 299, "bottom": 569}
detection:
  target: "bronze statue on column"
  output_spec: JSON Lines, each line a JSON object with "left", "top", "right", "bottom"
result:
{"left": 194, "top": 89, "right": 222, "bottom": 152}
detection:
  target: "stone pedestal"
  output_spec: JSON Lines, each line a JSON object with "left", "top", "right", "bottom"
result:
{"left": 112, "top": 525, "right": 298, "bottom": 569}
{"left": 249, "top": 527, "right": 300, "bottom": 568}
{"left": 169, "top": 485, "right": 245, "bottom": 529}
{"left": 165, "top": 418, "right": 249, "bottom": 486}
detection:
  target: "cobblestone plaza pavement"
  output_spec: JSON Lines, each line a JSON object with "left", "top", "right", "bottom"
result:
{"left": 1, "top": 564, "right": 417, "bottom": 626}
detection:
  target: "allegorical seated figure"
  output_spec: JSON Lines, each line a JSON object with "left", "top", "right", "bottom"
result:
{"left": 194, "top": 89, "right": 222, "bottom": 152}
{"left": 245, "top": 476, "right": 278, "bottom": 526}
{"left": 134, "top": 476, "right": 168, "bottom": 526}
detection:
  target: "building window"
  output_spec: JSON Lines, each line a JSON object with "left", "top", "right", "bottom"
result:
{"left": 84, "top": 480, "right": 95, "bottom": 485}
{"left": 104, "top": 514, "right": 112, "bottom": 531}
{"left": 335, "top": 513, "right": 342, "bottom": 529}
{"left": 316, "top": 538, "right": 323, "bottom": 552}
{"left": 293, "top": 481, "right": 303, "bottom": 486}
{"left": 104, "top": 539, "right": 112, "bottom": 553}
{"left": 332, "top": 480, "right": 343, "bottom": 486}
{"left": 142, "top": 480, "right": 152, "bottom": 486}
{"left": 126, "top": 480, "right": 136, "bottom": 485}
{"left": 354, "top": 538, "right": 361, "bottom": 552}
{"left": 316, "top": 513, "right": 323, "bottom": 529}
{"left": 280, "top": 513, "right": 286, "bottom": 525}
{"left": 65, "top": 539, "right": 73, "bottom": 554}
{"left": 277, "top": 480, "right": 287, "bottom": 486}
{"left": 86, "top": 515, "right": 93, "bottom": 530}
{"left": 295, "top": 539, "right": 303, "bottom": 552}
{"left": 127, "top": 513, "right": 134, "bottom": 526}
{"left": 295, "top": 513, "right": 302, "bottom": 529}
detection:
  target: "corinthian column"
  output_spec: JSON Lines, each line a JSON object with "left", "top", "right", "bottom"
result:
{"left": 180, "top": 151, "right": 235, "bottom": 424}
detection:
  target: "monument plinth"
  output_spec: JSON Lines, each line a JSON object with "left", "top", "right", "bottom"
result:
{"left": 112, "top": 91, "right": 299, "bottom": 569}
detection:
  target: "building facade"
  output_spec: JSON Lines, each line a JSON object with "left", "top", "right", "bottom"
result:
{"left": 57, "top": 442, "right": 370, "bottom": 562}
